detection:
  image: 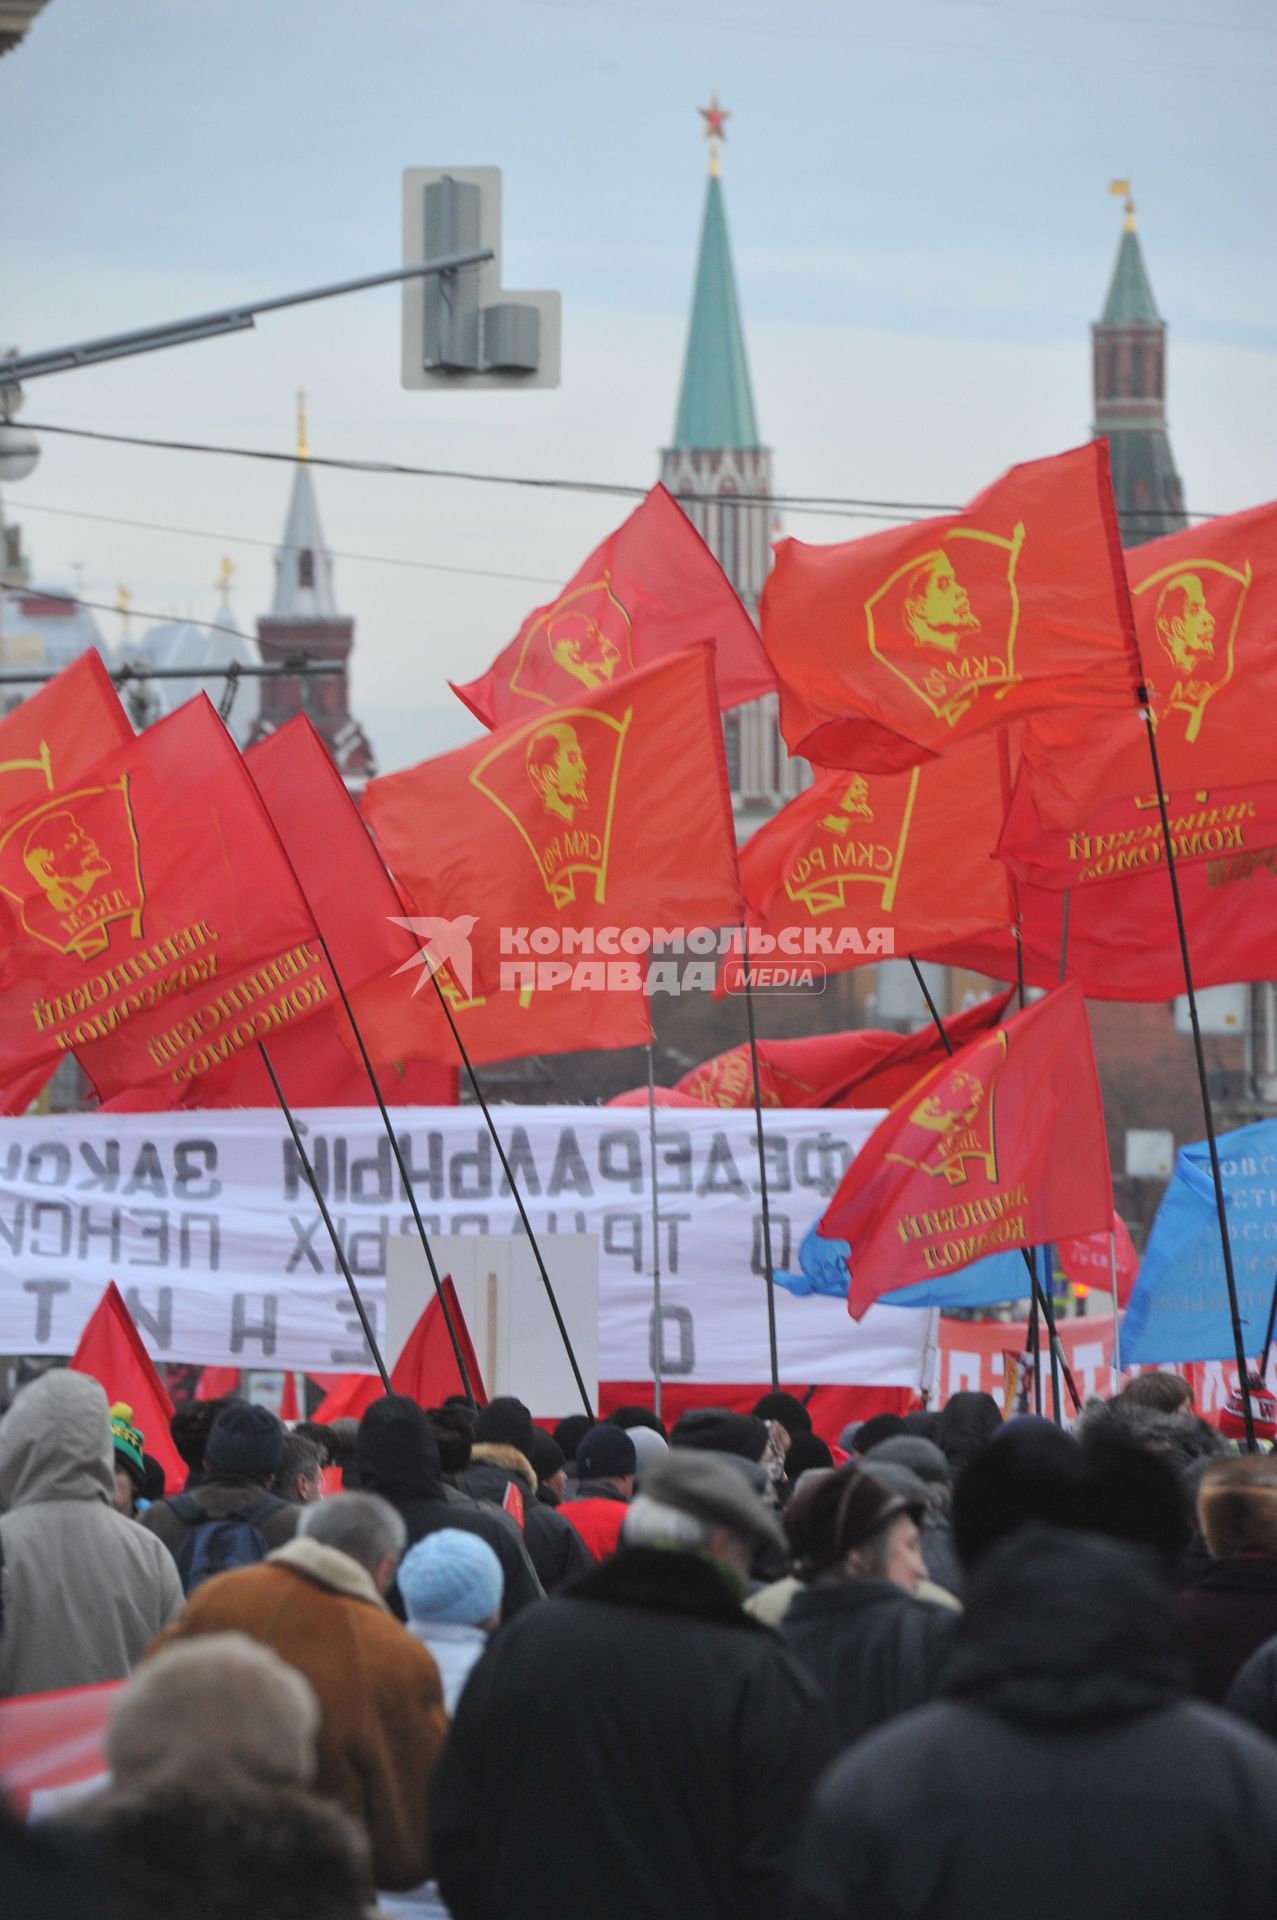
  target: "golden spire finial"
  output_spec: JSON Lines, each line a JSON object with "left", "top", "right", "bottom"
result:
{"left": 216, "top": 556, "right": 234, "bottom": 608}
{"left": 1109, "top": 178, "right": 1136, "bottom": 231}
{"left": 698, "top": 94, "right": 730, "bottom": 178}
{"left": 296, "top": 389, "right": 309, "bottom": 461}
{"left": 116, "top": 584, "right": 131, "bottom": 630}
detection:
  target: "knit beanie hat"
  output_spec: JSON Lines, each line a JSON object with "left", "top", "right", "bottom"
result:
{"left": 670, "top": 1408, "right": 770, "bottom": 1462}
{"left": 752, "top": 1391, "right": 813, "bottom": 1437}
{"left": 528, "top": 1429, "right": 566, "bottom": 1484}
{"left": 398, "top": 1528, "right": 504, "bottom": 1626}
{"left": 866, "top": 1435, "right": 952, "bottom": 1484}
{"left": 627, "top": 1425, "right": 670, "bottom": 1473}
{"left": 576, "top": 1423, "right": 637, "bottom": 1482}
{"left": 474, "top": 1395, "right": 536, "bottom": 1453}
{"left": 784, "top": 1431, "right": 833, "bottom": 1480}
{"left": 553, "top": 1413, "right": 593, "bottom": 1463}
{"left": 205, "top": 1401, "right": 285, "bottom": 1479}
{"left": 111, "top": 1403, "right": 146, "bottom": 1488}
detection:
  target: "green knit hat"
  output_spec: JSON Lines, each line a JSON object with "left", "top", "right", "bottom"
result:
{"left": 110, "top": 1402, "right": 146, "bottom": 1485}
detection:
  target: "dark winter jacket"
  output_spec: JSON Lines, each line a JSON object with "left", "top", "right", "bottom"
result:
{"left": 1178, "top": 1554, "right": 1277, "bottom": 1702}
{"left": 432, "top": 1545, "right": 832, "bottom": 1920}
{"left": 788, "top": 1526, "right": 1277, "bottom": 1920}
{"left": 139, "top": 1476, "right": 300, "bottom": 1562}
{"left": 1223, "top": 1628, "right": 1277, "bottom": 1735}
{"left": 354, "top": 1398, "right": 542, "bottom": 1621}
{"left": 457, "top": 1442, "right": 591, "bottom": 1591}
{"left": 781, "top": 1575, "right": 956, "bottom": 1746}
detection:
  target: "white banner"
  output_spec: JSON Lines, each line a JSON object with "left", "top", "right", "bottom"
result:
{"left": 0, "top": 1105, "right": 928, "bottom": 1387}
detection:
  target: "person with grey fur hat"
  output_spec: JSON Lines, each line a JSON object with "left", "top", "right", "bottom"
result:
{"left": 780, "top": 1462, "right": 956, "bottom": 1747}
{"left": 431, "top": 1448, "right": 831, "bottom": 1920}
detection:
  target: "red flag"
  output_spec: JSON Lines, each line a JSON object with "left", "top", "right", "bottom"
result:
{"left": 668, "top": 990, "right": 1016, "bottom": 1109}
{"left": 607, "top": 1085, "right": 708, "bottom": 1108}
{"left": 761, "top": 442, "right": 1139, "bottom": 773}
{"left": 364, "top": 646, "right": 742, "bottom": 1000}
{"left": 392, "top": 1276, "right": 488, "bottom": 1407}
{"left": 313, "top": 1279, "right": 486, "bottom": 1421}
{"left": 0, "top": 698, "right": 326, "bottom": 1098}
{"left": 452, "top": 484, "right": 774, "bottom": 728}
{"left": 278, "top": 1373, "right": 301, "bottom": 1422}
{"left": 936, "top": 847, "right": 1277, "bottom": 1001}
{"left": 1057, "top": 1216, "right": 1139, "bottom": 1307}
{"left": 196, "top": 1367, "right": 241, "bottom": 1400}
{"left": 0, "top": 650, "right": 132, "bottom": 822}
{"left": 69, "top": 1282, "right": 184, "bottom": 1491}
{"left": 1019, "top": 498, "right": 1277, "bottom": 829}
{"left": 735, "top": 739, "right": 1016, "bottom": 979}
{"left": 819, "top": 983, "right": 1113, "bottom": 1317}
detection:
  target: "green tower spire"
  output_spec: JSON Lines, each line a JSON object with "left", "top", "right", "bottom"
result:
{"left": 671, "top": 171, "right": 761, "bottom": 452}
{"left": 1100, "top": 225, "right": 1162, "bottom": 326}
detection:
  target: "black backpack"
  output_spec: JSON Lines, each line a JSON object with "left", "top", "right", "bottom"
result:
{"left": 169, "top": 1492, "right": 281, "bottom": 1595}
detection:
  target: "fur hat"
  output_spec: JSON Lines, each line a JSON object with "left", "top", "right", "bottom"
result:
{"left": 473, "top": 1395, "right": 536, "bottom": 1453}
{"left": 107, "top": 1634, "right": 319, "bottom": 1794}
{"left": 1198, "top": 1456, "right": 1277, "bottom": 1559}
{"left": 785, "top": 1463, "right": 923, "bottom": 1578}
{"left": 575, "top": 1423, "right": 637, "bottom": 1482}
{"left": 205, "top": 1403, "right": 285, "bottom": 1480}
{"left": 398, "top": 1528, "right": 503, "bottom": 1626}
{"left": 638, "top": 1448, "right": 786, "bottom": 1555}
{"left": 670, "top": 1408, "right": 769, "bottom": 1462}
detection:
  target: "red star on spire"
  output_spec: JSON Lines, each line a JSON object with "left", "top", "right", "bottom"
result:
{"left": 698, "top": 94, "right": 730, "bottom": 145}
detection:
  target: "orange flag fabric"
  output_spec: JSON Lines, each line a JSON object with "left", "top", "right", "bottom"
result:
{"left": 1019, "top": 499, "right": 1277, "bottom": 831}
{"left": 0, "top": 697, "right": 325, "bottom": 1099}
{"left": 761, "top": 442, "right": 1139, "bottom": 775}
{"left": 669, "top": 990, "right": 1015, "bottom": 1109}
{"left": 736, "top": 740, "right": 1016, "bottom": 977}
{"left": 818, "top": 982, "right": 1113, "bottom": 1317}
{"left": 452, "top": 483, "right": 774, "bottom": 729}
{"left": 0, "top": 650, "right": 133, "bottom": 820}
{"left": 69, "top": 1281, "right": 184, "bottom": 1492}
{"left": 364, "top": 645, "right": 742, "bottom": 1001}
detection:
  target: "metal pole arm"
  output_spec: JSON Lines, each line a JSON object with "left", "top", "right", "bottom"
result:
{"left": 2, "top": 251, "right": 494, "bottom": 383}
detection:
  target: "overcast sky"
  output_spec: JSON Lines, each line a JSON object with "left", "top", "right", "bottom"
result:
{"left": 3, "top": 0, "right": 1274, "bottom": 771}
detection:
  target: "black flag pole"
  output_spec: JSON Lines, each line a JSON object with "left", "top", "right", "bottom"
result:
{"left": 313, "top": 933, "right": 477, "bottom": 1406}
{"left": 906, "top": 956, "right": 1079, "bottom": 1419}
{"left": 427, "top": 969, "right": 594, "bottom": 1417}
{"left": 739, "top": 924, "right": 780, "bottom": 1393}
{"left": 1257, "top": 1269, "right": 1277, "bottom": 1391}
{"left": 646, "top": 1041, "right": 665, "bottom": 1423}
{"left": 1138, "top": 690, "right": 1257, "bottom": 1451}
{"left": 258, "top": 1041, "right": 392, "bottom": 1394}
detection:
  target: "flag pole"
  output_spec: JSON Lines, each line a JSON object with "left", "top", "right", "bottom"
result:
{"left": 739, "top": 924, "right": 780, "bottom": 1392}
{"left": 1108, "top": 1230, "right": 1122, "bottom": 1392}
{"left": 314, "top": 933, "right": 477, "bottom": 1406}
{"left": 906, "top": 957, "right": 1079, "bottom": 1419}
{"left": 1256, "top": 1269, "right": 1277, "bottom": 1388}
{"left": 427, "top": 971, "right": 594, "bottom": 1417}
{"left": 1138, "top": 692, "right": 1257, "bottom": 1451}
{"left": 258, "top": 1042, "right": 392, "bottom": 1394}
{"left": 646, "top": 1041, "right": 664, "bottom": 1422}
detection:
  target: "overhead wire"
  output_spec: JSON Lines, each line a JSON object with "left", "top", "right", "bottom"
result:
{"left": 18, "top": 418, "right": 1218, "bottom": 525}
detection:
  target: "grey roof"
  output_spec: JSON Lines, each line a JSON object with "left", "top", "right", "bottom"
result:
{"left": 271, "top": 461, "right": 339, "bottom": 619}
{"left": 123, "top": 613, "right": 261, "bottom": 745}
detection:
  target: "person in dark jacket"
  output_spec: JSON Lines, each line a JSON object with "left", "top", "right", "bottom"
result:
{"left": 354, "top": 1395, "right": 542, "bottom": 1620}
{"left": 140, "top": 1403, "right": 299, "bottom": 1571}
{"left": 935, "top": 1389, "right": 1002, "bottom": 1480}
{"left": 780, "top": 1462, "right": 954, "bottom": 1746}
{"left": 458, "top": 1396, "right": 591, "bottom": 1590}
{"left": 431, "top": 1449, "right": 830, "bottom": 1920}
{"left": 1179, "top": 1454, "right": 1277, "bottom": 1701}
{"left": 788, "top": 1525, "right": 1277, "bottom": 1920}
{"left": 864, "top": 1433, "right": 960, "bottom": 1596}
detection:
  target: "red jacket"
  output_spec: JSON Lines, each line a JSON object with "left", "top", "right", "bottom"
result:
{"left": 561, "top": 1487, "right": 628, "bottom": 1562}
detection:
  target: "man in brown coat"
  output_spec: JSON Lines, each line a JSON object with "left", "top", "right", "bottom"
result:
{"left": 151, "top": 1491, "right": 446, "bottom": 1891}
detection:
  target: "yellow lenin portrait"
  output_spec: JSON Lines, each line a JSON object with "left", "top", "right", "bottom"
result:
{"left": 865, "top": 524, "right": 1026, "bottom": 728}
{"left": 1133, "top": 557, "right": 1251, "bottom": 745}
{"left": 471, "top": 705, "right": 633, "bottom": 910}
{"left": 508, "top": 574, "right": 635, "bottom": 708}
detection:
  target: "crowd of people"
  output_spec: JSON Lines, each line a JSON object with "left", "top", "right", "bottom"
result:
{"left": 4, "top": 1365, "right": 1277, "bottom": 1917}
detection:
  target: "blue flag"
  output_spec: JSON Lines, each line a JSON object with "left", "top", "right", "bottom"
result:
{"left": 776, "top": 1220, "right": 1035, "bottom": 1311}
{"left": 1122, "top": 1117, "right": 1277, "bottom": 1364}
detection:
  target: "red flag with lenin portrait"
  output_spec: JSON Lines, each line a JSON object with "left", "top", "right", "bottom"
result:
{"left": 760, "top": 441, "right": 1140, "bottom": 779}
{"left": 0, "top": 649, "right": 133, "bottom": 819}
{"left": 734, "top": 737, "right": 1016, "bottom": 983}
{"left": 451, "top": 483, "right": 774, "bottom": 729}
{"left": 817, "top": 981, "right": 1112, "bottom": 1319}
{"left": 364, "top": 644, "right": 743, "bottom": 1001}
{"left": 0, "top": 697, "right": 332, "bottom": 1102}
